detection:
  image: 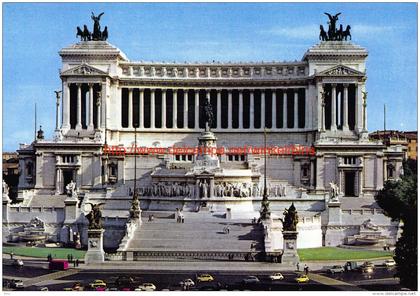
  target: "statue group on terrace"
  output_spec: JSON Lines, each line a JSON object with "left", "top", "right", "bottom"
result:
{"left": 76, "top": 12, "right": 108, "bottom": 41}
{"left": 319, "top": 12, "right": 351, "bottom": 41}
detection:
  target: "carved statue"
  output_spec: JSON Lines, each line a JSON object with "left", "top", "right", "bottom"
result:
{"left": 361, "top": 219, "right": 379, "bottom": 231}
{"left": 203, "top": 98, "right": 214, "bottom": 131}
{"left": 102, "top": 26, "right": 108, "bottom": 41}
{"left": 3, "top": 180, "right": 9, "bottom": 197}
{"left": 329, "top": 182, "right": 340, "bottom": 201}
{"left": 83, "top": 25, "right": 91, "bottom": 41}
{"left": 91, "top": 12, "right": 104, "bottom": 40}
{"left": 66, "top": 180, "right": 77, "bottom": 199}
{"left": 324, "top": 12, "right": 341, "bottom": 38}
{"left": 319, "top": 25, "right": 328, "bottom": 41}
{"left": 281, "top": 203, "right": 299, "bottom": 231}
{"left": 343, "top": 25, "right": 352, "bottom": 40}
{"left": 85, "top": 203, "right": 105, "bottom": 229}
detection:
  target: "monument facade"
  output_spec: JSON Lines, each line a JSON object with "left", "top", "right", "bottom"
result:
{"left": 4, "top": 13, "right": 404, "bottom": 255}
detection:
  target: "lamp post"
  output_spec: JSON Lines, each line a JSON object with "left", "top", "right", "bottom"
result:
{"left": 130, "top": 125, "right": 140, "bottom": 219}
{"left": 260, "top": 128, "right": 271, "bottom": 220}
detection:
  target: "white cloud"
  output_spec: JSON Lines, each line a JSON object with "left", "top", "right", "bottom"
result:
{"left": 351, "top": 24, "right": 400, "bottom": 37}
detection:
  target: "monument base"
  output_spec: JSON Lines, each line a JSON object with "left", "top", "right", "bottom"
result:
{"left": 282, "top": 230, "right": 300, "bottom": 265}
{"left": 84, "top": 229, "right": 105, "bottom": 264}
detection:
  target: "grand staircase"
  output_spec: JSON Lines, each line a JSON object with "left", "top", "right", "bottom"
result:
{"left": 117, "top": 211, "right": 265, "bottom": 261}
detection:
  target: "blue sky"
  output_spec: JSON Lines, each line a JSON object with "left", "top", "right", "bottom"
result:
{"left": 3, "top": 2, "right": 417, "bottom": 151}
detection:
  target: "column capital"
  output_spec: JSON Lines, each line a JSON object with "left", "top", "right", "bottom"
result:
{"left": 128, "top": 88, "right": 133, "bottom": 93}
{"left": 216, "top": 89, "right": 222, "bottom": 93}
{"left": 149, "top": 88, "right": 156, "bottom": 92}
{"left": 88, "top": 83, "right": 94, "bottom": 87}
{"left": 194, "top": 89, "right": 200, "bottom": 94}
{"left": 75, "top": 83, "right": 82, "bottom": 87}
{"left": 331, "top": 83, "right": 337, "bottom": 87}
{"left": 227, "top": 89, "right": 233, "bottom": 93}
{"left": 343, "top": 83, "right": 349, "bottom": 88}
{"left": 238, "top": 89, "right": 243, "bottom": 93}
{"left": 161, "top": 88, "right": 167, "bottom": 94}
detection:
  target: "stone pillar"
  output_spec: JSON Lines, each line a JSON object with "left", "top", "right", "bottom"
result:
{"left": 331, "top": 84, "right": 337, "bottom": 131}
{"left": 343, "top": 84, "right": 349, "bottom": 131}
{"left": 282, "top": 231, "right": 299, "bottom": 265}
{"left": 294, "top": 90, "right": 298, "bottom": 129}
{"left": 173, "top": 89, "right": 178, "bottom": 128}
{"left": 100, "top": 82, "right": 106, "bottom": 129}
{"left": 128, "top": 88, "right": 133, "bottom": 128}
{"left": 310, "top": 160, "right": 315, "bottom": 189}
{"left": 304, "top": 87, "right": 309, "bottom": 129}
{"left": 217, "top": 89, "right": 222, "bottom": 129}
{"left": 315, "top": 155, "right": 325, "bottom": 191}
{"left": 76, "top": 83, "right": 82, "bottom": 130}
{"left": 150, "top": 89, "right": 155, "bottom": 129}
{"left": 139, "top": 89, "right": 144, "bottom": 129}
{"left": 194, "top": 89, "right": 199, "bottom": 130}
{"left": 261, "top": 90, "right": 265, "bottom": 129}
{"left": 55, "top": 168, "right": 61, "bottom": 194}
{"left": 183, "top": 89, "right": 188, "bottom": 128}
{"left": 272, "top": 89, "right": 276, "bottom": 129}
{"left": 228, "top": 90, "right": 232, "bottom": 129}
{"left": 283, "top": 91, "right": 288, "bottom": 129}
{"left": 62, "top": 81, "right": 70, "bottom": 129}
{"left": 250, "top": 90, "right": 254, "bottom": 129}
{"left": 209, "top": 178, "right": 215, "bottom": 198}
{"left": 88, "top": 84, "right": 94, "bottom": 130}
{"left": 162, "top": 89, "right": 166, "bottom": 129}
{"left": 356, "top": 83, "right": 363, "bottom": 132}
{"left": 238, "top": 89, "right": 243, "bottom": 129}
{"left": 84, "top": 229, "right": 105, "bottom": 264}
{"left": 96, "top": 95, "right": 101, "bottom": 129}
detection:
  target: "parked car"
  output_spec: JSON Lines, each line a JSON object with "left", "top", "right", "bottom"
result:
{"left": 384, "top": 259, "right": 396, "bottom": 267}
{"left": 295, "top": 274, "right": 310, "bottom": 283}
{"left": 89, "top": 279, "right": 107, "bottom": 289}
{"left": 72, "top": 282, "right": 83, "bottom": 291}
{"left": 179, "top": 279, "right": 195, "bottom": 288}
{"left": 361, "top": 266, "right": 374, "bottom": 273}
{"left": 328, "top": 265, "right": 345, "bottom": 274}
{"left": 12, "top": 259, "right": 24, "bottom": 267}
{"left": 362, "top": 261, "right": 375, "bottom": 268}
{"left": 269, "top": 273, "right": 284, "bottom": 281}
{"left": 115, "top": 276, "right": 135, "bottom": 288}
{"left": 197, "top": 274, "right": 214, "bottom": 282}
{"left": 9, "top": 279, "right": 24, "bottom": 289}
{"left": 135, "top": 283, "right": 156, "bottom": 291}
{"left": 242, "top": 276, "right": 260, "bottom": 284}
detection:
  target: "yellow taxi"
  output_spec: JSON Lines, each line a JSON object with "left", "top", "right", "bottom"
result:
{"left": 197, "top": 274, "right": 214, "bottom": 282}
{"left": 89, "top": 279, "right": 107, "bottom": 288}
{"left": 295, "top": 274, "right": 310, "bottom": 283}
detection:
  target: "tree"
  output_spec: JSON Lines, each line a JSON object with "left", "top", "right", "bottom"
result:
{"left": 375, "top": 159, "right": 417, "bottom": 290}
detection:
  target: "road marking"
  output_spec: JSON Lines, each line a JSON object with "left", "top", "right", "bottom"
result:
{"left": 22, "top": 269, "right": 80, "bottom": 287}
{"left": 353, "top": 277, "right": 399, "bottom": 284}
{"left": 307, "top": 273, "right": 367, "bottom": 291}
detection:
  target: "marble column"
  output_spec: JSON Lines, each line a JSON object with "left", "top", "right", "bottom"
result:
{"left": 357, "top": 83, "right": 364, "bottom": 132}
{"left": 183, "top": 89, "right": 188, "bottom": 128}
{"left": 76, "top": 83, "right": 82, "bottom": 130}
{"left": 128, "top": 88, "right": 133, "bottom": 128}
{"left": 150, "top": 89, "right": 155, "bottom": 129}
{"left": 139, "top": 89, "right": 144, "bottom": 129}
{"left": 217, "top": 89, "right": 222, "bottom": 129}
{"left": 162, "top": 89, "right": 166, "bottom": 129}
{"left": 228, "top": 90, "right": 232, "bottom": 129}
{"left": 88, "top": 84, "right": 94, "bottom": 130}
{"left": 55, "top": 168, "right": 61, "bottom": 194}
{"left": 173, "top": 89, "right": 178, "bottom": 128}
{"left": 343, "top": 84, "right": 349, "bottom": 130}
{"left": 261, "top": 90, "right": 265, "bottom": 129}
{"left": 271, "top": 89, "right": 276, "bottom": 129}
{"left": 283, "top": 91, "right": 287, "bottom": 129}
{"left": 96, "top": 96, "right": 101, "bottom": 129}
{"left": 194, "top": 89, "right": 199, "bottom": 129}
{"left": 250, "top": 90, "right": 254, "bottom": 129}
{"left": 304, "top": 87, "right": 309, "bottom": 129}
{"left": 294, "top": 90, "right": 298, "bottom": 128}
{"left": 238, "top": 89, "right": 243, "bottom": 129}
{"left": 337, "top": 91, "right": 342, "bottom": 128}
{"left": 62, "top": 81, "right": 70, "bottom": 129}
{"left": 331, "top": 84, "right": 337, "bottom": 131}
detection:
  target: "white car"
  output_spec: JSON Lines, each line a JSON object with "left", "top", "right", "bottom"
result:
{"left": 242, "top": 276, "right": 260, "bottom": 284}
{"left": 328, "top": 265, "right": 344, "bottom": 274}
{"left": 384, "top": 259, "right": 396, "bottom": 267}
{"left": 135, "top": 283, "right": 156, "bottom": 291}
{"left": 179, "top": 279, "right": 195, "bottom": 287}
{"left": 269, "top": 273, "right": 284, "bottom": 281}
{"left": 12, "top": 259, "right": 24, "bottom": 267}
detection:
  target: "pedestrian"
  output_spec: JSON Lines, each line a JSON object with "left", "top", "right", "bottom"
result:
{"left": 226, "top": 226, "right": 230, "bottom": 234}
{"left": 67, "top": 254, "right": 71, "bottom": 262}
{"left": 181, "top": 215, "right": 184, "bottom": 223}
{"left": 296, "top": 262, "right": 300, "bottom": 271}
{"left": 70, "top": 254, "right": 73, "bottom": 263}
{"left": 76, "top": 259, "right": 79, "bottom": 267}
{"left": 10, "top": 252, "right": 14, "bottom": 260}
{"left": 73, "top": 260, "right": 76, "bottom": 267}
{"left": 304, "top": 264, "right": 309, "bottom": 275}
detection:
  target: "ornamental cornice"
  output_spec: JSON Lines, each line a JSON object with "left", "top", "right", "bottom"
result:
{"left": 118, "top": 78, "right": 310, "bottom": 88}
{"left": 315, "top": 64, "right": 365, "bottom": 77}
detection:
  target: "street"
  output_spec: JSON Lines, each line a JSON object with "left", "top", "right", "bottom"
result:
{"left": 2, "top": 258, "right": 403, "bottom": 291}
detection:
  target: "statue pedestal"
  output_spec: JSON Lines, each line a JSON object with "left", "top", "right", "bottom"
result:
{"left": 84, "top": 229, "right": 105, "bottom": 264}
{"left": 282, "top": 231, "right": 299, "bottom": 265}
{"left": 195, "top": 131, "right": 219, "bottom": 168}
